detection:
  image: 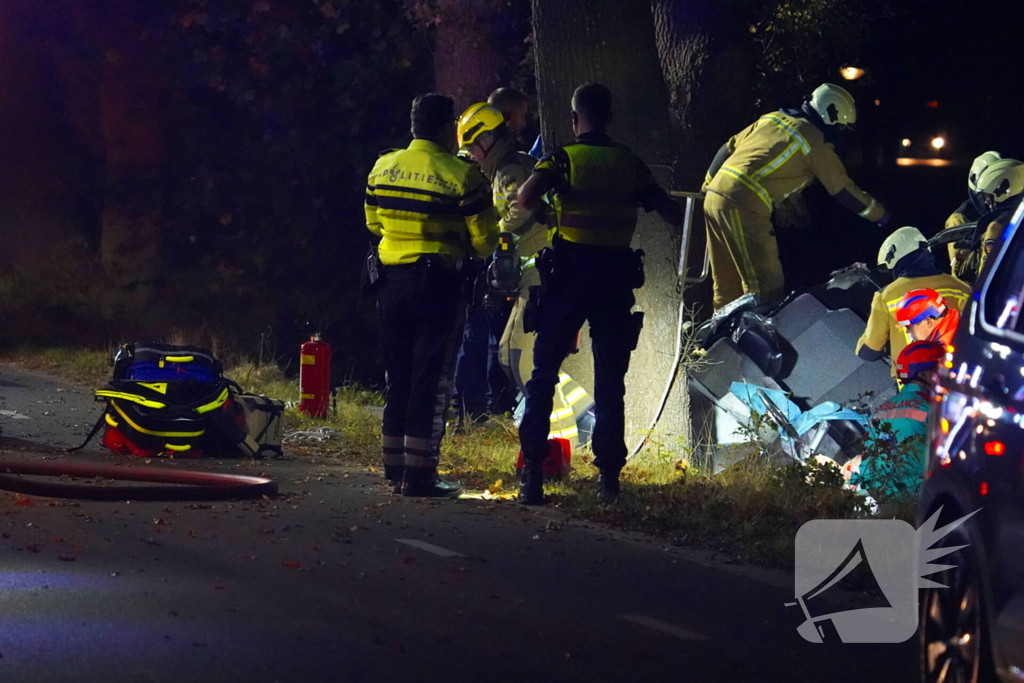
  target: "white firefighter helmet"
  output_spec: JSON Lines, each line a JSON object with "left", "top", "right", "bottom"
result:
{"left": 878, "top": 226, "right": 928, "bottom": 271}
{"left": 809, "top": 83, "right": 857, "bottom": 126}
{"left": 968, "top": 151, "right": 1002, "bottom": 193}
{"left": 976, "top": 158, "right": 1024, "bottom": 205}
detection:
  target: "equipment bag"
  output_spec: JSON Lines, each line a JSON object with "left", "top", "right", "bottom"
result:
{"left": 234, "top": 394, "right": 285, "bottom": 459}
{"left": 113, "top": 342, "right": 223, "bottom": 383}
{"left": 72, "top": 342, "right": 232, "bottom": 458}
{"left": 88, "top": 378, "right": 230, "bottom": 457}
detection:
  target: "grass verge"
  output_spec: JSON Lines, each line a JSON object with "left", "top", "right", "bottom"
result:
{"left": 2, "top": 346, "right": 897, "bottom": 569}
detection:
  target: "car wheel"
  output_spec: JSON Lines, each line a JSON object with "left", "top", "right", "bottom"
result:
{"left": 919, "top": 519, "right": 993, "bottom": 683}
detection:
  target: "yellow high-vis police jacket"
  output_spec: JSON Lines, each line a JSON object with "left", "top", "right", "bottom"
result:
{"left": 365, "top": 139, "right": 499, "bottom": 266}
{"left": 705, "top": 110, "right": 885, "bottom": 222}
{"left": 533, "top": 132, "right": 664, "bottom": 248}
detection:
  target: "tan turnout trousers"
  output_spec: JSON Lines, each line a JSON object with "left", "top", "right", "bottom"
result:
{"left": 704, "top": 190, "right": 785, "bottom": 310}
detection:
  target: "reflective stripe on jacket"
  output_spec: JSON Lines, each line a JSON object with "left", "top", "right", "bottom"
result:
{"left": 705, "top": 110, "right": 884, "bottom": 221}
{"left": 533, "top": 132, "right": 662, "bottom": 248}
{"left": 365, "top": 139, "right": 499, "bottom": 266}
{"left": 481, "top": 140, "right": 549, "bottom": 259}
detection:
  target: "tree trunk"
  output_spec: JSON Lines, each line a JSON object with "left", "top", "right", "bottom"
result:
{"left": 651, "top": 0, "right": 756, "bottom": 188}
{"left": 651, "top": 0, "right": 757, "bottom": 316}
{"left": 411, "top": 0, "right": 530, "bottom": 112}
{"left": 531, "top": 0, "right": 689, "bottom": 455}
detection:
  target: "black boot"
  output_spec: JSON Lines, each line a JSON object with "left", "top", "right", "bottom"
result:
{"left": 597, "top": 469, "right": 620, "bottom": 501}
{"left": 384, "top": 466, "right": 405, "bottom": 494}
{"left": 402, "top": 468, "right": 463, "bottom": 498}
{"left": 518, "top": 463, "right": 545, "bottom": 505}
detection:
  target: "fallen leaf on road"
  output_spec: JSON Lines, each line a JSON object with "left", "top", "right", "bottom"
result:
{"left": 283, "top": 561, "right": 301, "bottom": 568}
{"left": 14, "top": 498, "right": 32, "bottom": 506}
{"left": 58, "top": 555, "right": 76, "bottom": 562}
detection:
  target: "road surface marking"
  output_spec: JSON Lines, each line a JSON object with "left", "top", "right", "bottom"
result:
{"left": 0, "top": 410, "right": 30, "bottom": 420}
{"left": 395, "top": 539, "right": 464, "bottom": 557}
{"left": 621, "top": 615, "right": 710, "bottom": 641}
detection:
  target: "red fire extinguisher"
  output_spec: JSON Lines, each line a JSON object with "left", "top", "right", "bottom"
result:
{"left": 299, "top": 333, "right": 331, "bottom": 418}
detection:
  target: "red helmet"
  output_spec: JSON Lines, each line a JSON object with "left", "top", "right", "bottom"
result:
{"left": 895, "top": 340, "right": 945, "bottom": 380}
{"left": 896, "top": 289, "right": 947, "bottom": 327}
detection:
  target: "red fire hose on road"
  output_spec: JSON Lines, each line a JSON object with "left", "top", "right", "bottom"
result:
{"left": 0, "top": 461, "right": 278, "bottom": 501}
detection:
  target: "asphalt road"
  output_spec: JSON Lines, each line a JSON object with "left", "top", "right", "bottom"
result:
{"left": 0, "top": 363, "right": 915, "bottom": 682}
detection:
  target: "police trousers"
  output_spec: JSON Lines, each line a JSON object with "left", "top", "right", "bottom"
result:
{"left": 376, "top": 259, "right": 463, "bottom": 472}
{"left": 518, "top": 241, "right": 639, "bottom": 472}
{"left": 704, "top": 190, "right": 785, "bottom": 310}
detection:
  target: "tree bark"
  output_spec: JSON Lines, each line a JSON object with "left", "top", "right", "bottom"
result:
{"left": 651, "top": 0, "right": 756, "bottom": 189}
{"left": 410, "top": 0, "right": 530, "bottom": 111}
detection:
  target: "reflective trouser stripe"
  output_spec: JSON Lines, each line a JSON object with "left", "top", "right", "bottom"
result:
{"left": 405, "top": 436, "right": 439, "bottom": 470}
{"left": 382, "top": 434, "right": 405, "bottom": 466}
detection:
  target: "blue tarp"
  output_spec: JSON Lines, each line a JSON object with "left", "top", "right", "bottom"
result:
{"left": 727, "top": 382, "right": 869, "bottom": 440}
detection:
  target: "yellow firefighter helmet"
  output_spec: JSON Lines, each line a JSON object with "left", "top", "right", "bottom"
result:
{"left": 457, "top": 103, "right": 505, "bottom": 149}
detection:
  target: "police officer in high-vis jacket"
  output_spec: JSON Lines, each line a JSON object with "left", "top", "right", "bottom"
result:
{"left": 515, "top": 83, "right": 683, "bottom": 505}
{"left": 365, "top": 93, "right": 499, "bottom": 497}
{"left": 703, "top": 83, "right": 891, "bottom": 310}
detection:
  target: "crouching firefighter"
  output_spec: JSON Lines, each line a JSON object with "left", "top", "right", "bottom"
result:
{"left": 364, "top": 93, "right": 499, "bottom": 497}
{"left": 514, "top": 83, "right": 683, "bottom": 504}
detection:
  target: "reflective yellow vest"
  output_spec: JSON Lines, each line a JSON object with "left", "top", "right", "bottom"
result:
{"left": 534, "top": 133, "right": 661, "bottom": 248}
{"left": 365, "top": 139, "right": 499, "bottom": 266}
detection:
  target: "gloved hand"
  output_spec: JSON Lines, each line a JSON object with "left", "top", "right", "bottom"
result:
{"left": 876, "top": 209, "right": 893, "bottom": 229}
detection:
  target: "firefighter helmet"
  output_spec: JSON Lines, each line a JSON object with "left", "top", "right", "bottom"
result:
{"left": 457, "top": 103, "right": 505, "bottom": 148}
{"left": 808, "top": 83, "right": 857, "bottom": 126}
{"left": 976, "top": 158, "right": 1024, "bottom": 205}
{"left": 968, "top": 151, "right": 1002, "bottom": 193}
{"left": 895, "top": 340, "right": 945, "bottom": 380}
{"left": 896, "top": 289, "right": 947, "bottom": 327}
{"left": 878, "top": 226, "right": 927, "bottom": 271}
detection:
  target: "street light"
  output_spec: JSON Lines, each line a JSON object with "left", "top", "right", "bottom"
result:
{"left": 931, "top": 136, "right": 946, "bottom": 150}
{"left": 901, "top": 139, "right": 912, "bottom": 148}
{"left": 839, "top": 66, "right": 865, "bottom": 81}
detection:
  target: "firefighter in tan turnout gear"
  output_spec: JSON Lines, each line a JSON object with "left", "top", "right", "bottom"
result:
{"left": 944, "top": 151, "right": 1001, "bottom": 280}
{"left": 456, "top": 102, "right": 593, "bottom": 444}
{"left": 703, "top": 83, "right": 891, "bottom": 310}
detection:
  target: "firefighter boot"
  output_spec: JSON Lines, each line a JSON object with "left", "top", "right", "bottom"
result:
{"left": 402, "top": 468, "right": 463, "bottom": 498}
{"left": 597, "top": 469, "right": 621, "bottom": 501}
{"left": 518, "top": 462, "right": 545, "bottom": 505}
{"left": 384, "top": 466, "right": 405, "bottom": 494}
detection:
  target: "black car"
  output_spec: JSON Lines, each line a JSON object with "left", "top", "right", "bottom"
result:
{"left": 920, "top": 203, "right": 1024, "bottom": 682}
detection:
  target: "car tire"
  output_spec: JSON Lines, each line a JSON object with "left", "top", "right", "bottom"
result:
{"left": 918, "top": 509, "right": 997, "bottom": 683}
